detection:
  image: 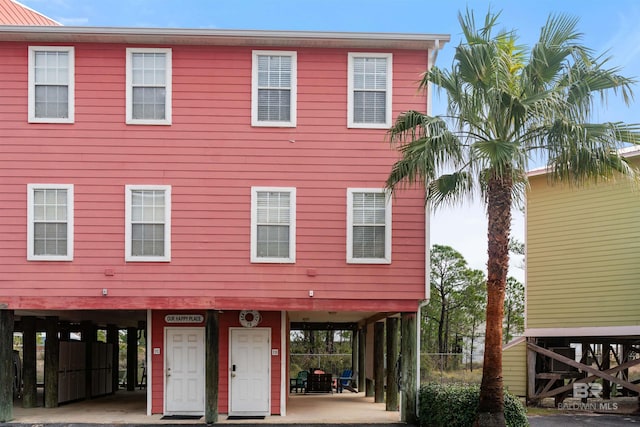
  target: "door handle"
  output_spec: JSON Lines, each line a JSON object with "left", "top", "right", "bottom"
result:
{"left": 166, "top": 367, "right": 171, "bottom": 377}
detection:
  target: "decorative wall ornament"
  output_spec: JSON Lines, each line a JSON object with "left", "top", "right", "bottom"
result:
{"left": 239, "top": 310, "right": 261, "bottom": 327}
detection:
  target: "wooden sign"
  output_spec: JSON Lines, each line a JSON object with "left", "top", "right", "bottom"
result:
{"left": 165, "top": 314, "right": 204, "bottom": 324}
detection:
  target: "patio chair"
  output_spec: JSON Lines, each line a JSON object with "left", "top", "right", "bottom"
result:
{"left": 337, "top": 369, "right": 357, "bottom": 393}
{"left": 289, "top": 370, "right": 308, "bottom": 393}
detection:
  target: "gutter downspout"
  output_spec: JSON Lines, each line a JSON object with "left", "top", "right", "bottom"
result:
{"left": 416, "top": 38, "right": 441, "bottom": 415}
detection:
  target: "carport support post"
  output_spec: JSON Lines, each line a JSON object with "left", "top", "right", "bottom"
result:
{"left": 358, "top": 327, "right": 366, "bottom": 392}
{"left": 59, "top": 322, "right": 70, "bottom": 341}
{"left": 0, "top": 309, "right": 14, "bottom": 422}
{"left": 386, "top": 317, "right": 399, "bottom": 411}
{"left": 107, "top": 324, "right": 119, "bottom": 393}
{"left": 351, "top": 328, "right": 359, "bottom": 389}
{"left": 22, "top": 316, "right": 37, "bottom": 408}
{"left": 602, "top": 342, "right": 611, "bottom": 399}
{"left": 126, "top": 327, "right": 137, "bottom": 391}
{"left": 205, "top": 310, "right": 219, "bottom": 424}
{"left": 44, "top": 316, "right": 59, "bottom": 408}
{"left": 374, "top": 322, "right": 384, "bottom": 403}
{"left": 81, "top": 321, "right": 96, "bottom": 399}
{"left": 400, "top": 312, "right": 417, "bottom": 424}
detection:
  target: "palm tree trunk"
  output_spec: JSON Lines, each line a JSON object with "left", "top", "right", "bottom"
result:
{"left": 476, "top": 172, "right": 512, "bottom": 427}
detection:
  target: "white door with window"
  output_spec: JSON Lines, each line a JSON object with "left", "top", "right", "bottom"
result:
{"left": 165, "top": 328, "right": 205, "bottom": 415}
{"left": 229, "top": 328, "right": 271, "bottom": 416}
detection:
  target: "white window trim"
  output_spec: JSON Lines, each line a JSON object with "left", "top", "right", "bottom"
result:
{"left": 251, "top": 50, "right": 297, "bottom": 128}
{"left": 347, "top": 52, "right": 393, "bottom": 129}
{"left": 346, "top": 188, "right": 392, "bottom": 264}
{"left": 27, "top": 183, "right": 74, "bottom": 261}
{"left": 28, "top": 46, "right": 75, "bottom": 124}
{"left": 250, "top": 186, "right": 296, "bottom": 263}
{"left": 125, "top": 48, "right": 172, "bottom": 125}
{"left": 125, "top": 185, "right": 171, "bottom": 262}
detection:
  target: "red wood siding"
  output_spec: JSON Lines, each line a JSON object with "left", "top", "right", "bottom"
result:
{"left": 0, "top": 42, "right": 427, "bottom": 311}
{"left": 150, "top": 310, "right": 282, "bottom": 415}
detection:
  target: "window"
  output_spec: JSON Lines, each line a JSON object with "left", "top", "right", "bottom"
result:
{"left": 347, "top": 189, "right": 391, "bottom": 264}
{"left": 27, "top": 184, "right": 74, "bottom": 261}
{"left": 347, "top": 53, "right": 392, "bottom": 128}
{"left": 126, "top": 48, "right": 172, "bottom": 125}
{"left": 251, "top": 187, "right": 296, "bottom": 263}
{"left": 251, "top": 51, "right": 297, "bottom": 127}
{"left": 28, "top": 46, "right": 75, "bottom": 123}
{"left": 125, "top": 185, "right": 171, "bottom": 262}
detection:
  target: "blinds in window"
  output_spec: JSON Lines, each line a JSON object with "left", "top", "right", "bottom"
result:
{"left": 257, "top": 55, "right": 291, "bottom": 122}
{"left": 33, "top": 188, "right": 68, "bottom": 255}
{"left": 130, "top": 190, "right": 166, "bottom": 256}
{"left": 256, "top": 191, "right": 290, "bottom": 257}
{"left": 33, "top": 51, "right": 69, "bottom": 119}
{"left": 131, "top": 52, "right": 167, "bottom": 120}
{"left": 352, "top": 192, "right": 386, "bottom": 258}
{"left": 352, "top": 57, "right": 387, "bottom": 124}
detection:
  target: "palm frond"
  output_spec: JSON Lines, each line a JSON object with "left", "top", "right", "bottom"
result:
{"left": 425, "top": 172, "right": 475, "bottom": 208}
{"left": 386, "top": 111, "right": 465, "bottom": 192}
{"left": 545, "top": 121, "right": 640, "bottom": 184}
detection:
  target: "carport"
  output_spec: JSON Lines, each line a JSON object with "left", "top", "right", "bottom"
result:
{"left": 8, "top": 309, "right": 147, "bottom": 412}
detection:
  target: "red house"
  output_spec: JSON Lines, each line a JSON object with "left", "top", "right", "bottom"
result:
{"left": 0, "top": 20, "right": 448, "bottom": 423}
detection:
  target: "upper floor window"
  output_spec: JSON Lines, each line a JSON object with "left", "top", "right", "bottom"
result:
{"left": 28, "top": 46, "right": 75, "bottom": 123}
{"left": 251, "top": 51, "right": 297, "bottom": 127}
{"left": 126, "top": 48, "right": 172, "bottom": 125}
{"left": 27, "top": 184, "right": 74, "bottom": 261}
{"left": 347, "top": 53, "right": 392, "bottom": 128}
{"left": 347, "top": 189, "right": 391, "bottom": 264}
{"left": 251, "top": 187, "right": 296, "bottom": 263}
{"left": 125, "top": 185, "right": 171, "bottom": 262}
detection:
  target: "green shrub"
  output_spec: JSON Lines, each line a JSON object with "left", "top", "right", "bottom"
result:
{"left": 418, "top": 383, "right": 528, "bottom": 427}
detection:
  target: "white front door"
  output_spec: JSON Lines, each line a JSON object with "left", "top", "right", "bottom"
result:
{"left": 229, "top": 328, "right": 271, "bottom": 416}
{"left": 165, "top": 327, "right": 205, "bottom": 415}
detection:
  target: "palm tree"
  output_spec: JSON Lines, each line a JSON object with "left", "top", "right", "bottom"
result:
{"left": 386, "top": 9, "right": 640, "bottom": 426}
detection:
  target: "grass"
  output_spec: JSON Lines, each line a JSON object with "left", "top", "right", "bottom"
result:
{"left": 422, "top": 368, "right": 483, "bottom": 384}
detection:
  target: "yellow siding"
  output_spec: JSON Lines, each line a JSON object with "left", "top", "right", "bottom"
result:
{"left": 503, "top": 339, "right": 527, "bottom": 397}
{"left": 527, "top": 170, "right": 640, "bottom": 329}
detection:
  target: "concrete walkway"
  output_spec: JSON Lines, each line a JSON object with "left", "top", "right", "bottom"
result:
{"left": 3, "top": 390, "right": 405, "bottom": 425}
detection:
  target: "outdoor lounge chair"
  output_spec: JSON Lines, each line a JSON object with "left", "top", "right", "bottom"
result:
{"left": 289, "top": 370, "right": 308, "bottom": 393}
{"left": 337, "top": 369, "right": 357, "bottom": 393}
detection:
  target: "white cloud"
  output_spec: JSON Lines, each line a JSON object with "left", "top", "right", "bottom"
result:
{"left": 57, "top": 17, "right": 89, "bottom": 25}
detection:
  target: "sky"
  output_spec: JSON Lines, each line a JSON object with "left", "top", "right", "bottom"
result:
{"left": 20, "top": 0, "right": 640, "bottom": 280}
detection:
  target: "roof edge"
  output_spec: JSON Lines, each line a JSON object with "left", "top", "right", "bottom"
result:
{"left": 0, "top": 25, "right": 450, "bottom": 49}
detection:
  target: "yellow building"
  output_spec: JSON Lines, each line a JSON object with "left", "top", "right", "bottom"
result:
{"left": 504, "top": 147, "right": 640, "bottom": 402}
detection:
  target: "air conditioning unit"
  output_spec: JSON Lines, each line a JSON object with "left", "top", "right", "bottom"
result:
{"left": 549, "top": 347, "right": 577, "bottom": 372}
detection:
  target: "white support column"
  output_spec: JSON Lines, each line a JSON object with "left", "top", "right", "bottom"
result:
{"left": 146, "top": 309, "right": 152, "bottom": 416}
{"left": 280, "top": 311, "right": 287, "bottom": 416}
